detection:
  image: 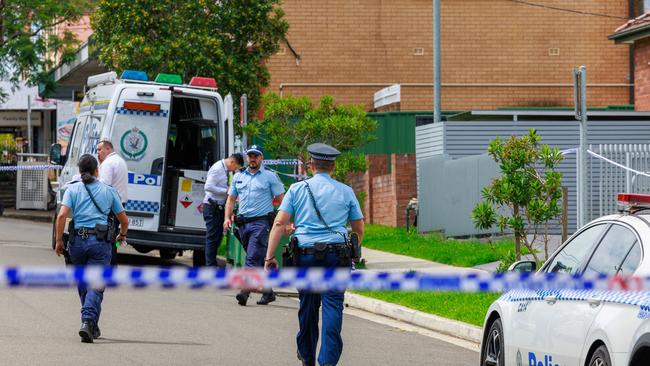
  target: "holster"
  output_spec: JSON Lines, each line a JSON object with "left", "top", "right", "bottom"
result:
{"left": 283, "top": 236, "right": 299, "bottom": 267}
{"left": 349, "top": 232, "right": 361, "bottom": 262}
{"left": 94, "top": 223, "right": 109, "bottom": 242}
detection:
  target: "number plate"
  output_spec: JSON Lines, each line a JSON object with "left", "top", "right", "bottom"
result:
{"left": 128, "top": 217, "right": 144, "bottom": 228}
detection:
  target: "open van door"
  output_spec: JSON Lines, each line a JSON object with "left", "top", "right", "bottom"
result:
{"left": 108, "top": 88, "right": 172, "bottom": 233}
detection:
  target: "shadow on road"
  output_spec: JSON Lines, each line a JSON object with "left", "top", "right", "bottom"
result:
{"left": 98, "top": 338, "right": 208, "bottom": 346}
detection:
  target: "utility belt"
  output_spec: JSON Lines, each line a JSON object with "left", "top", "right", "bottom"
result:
{"left": 206, "top": 198, "right": 225, "bottom": 209}
{"left": 284, "top": 236, "right": 360, "bottom": 267}
{"left": 74, "top": 225, "right": 109, "bottom": 241}
{"left": 234, "top": 211, "right": 276, "bottom": 226}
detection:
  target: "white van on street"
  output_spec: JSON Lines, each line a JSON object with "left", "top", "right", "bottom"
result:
{"left": 51, "top": 70, "right": 235, "bottom": 265}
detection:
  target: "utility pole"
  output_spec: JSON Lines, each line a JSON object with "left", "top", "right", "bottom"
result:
{"left": 573, "top": 66, "right": 588, "bottom": 227}
{"left": 433, "top": 0, "right": 441, "bottom": 123}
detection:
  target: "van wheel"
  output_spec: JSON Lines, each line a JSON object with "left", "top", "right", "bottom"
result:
{"left": 588, "top": 345, "right": 611, "bottom": 366}
{"left": 133, "top": 245, "right": 152, "bottom": 254}
{"left": 159, "top": 249, "right": 177, "bottom": 260}
{"left": 193, "top": 250, "right": 205, "bottom": 267}
{"left": 481, "top": 318, "right": 504, "bottom": 366}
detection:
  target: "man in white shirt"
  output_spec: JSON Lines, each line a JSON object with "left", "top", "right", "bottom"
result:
{"left": 203, "top": 153, "right": 244, "bottom": 266}
{"left": 97, "top": 139, "right": 129, "bottom": 265}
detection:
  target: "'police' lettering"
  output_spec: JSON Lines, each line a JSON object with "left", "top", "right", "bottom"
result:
{"left": 129, "top": 173, "right": 161, "bottom": 186}
{"left": 528, "top": 352, "right": 559, "bottom": 366}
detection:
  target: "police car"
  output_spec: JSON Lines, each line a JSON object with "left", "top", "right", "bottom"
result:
{"left": 50, "top": 70, "right": 235, "bottom": 265}
{"left": 480, "top": 193, "right": 650, "bottom": 366}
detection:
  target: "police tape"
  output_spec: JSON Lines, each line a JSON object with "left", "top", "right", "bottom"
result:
{"left": 3, "top": 266, "right": 650, "bottom": 293}
{"left": 0, "top": 165, "right": 63, "bottom": 171}
{"left": 263, "top": 159, "right": 302, "bottom": 166}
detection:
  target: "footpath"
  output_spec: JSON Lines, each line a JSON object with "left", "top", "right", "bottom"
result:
{"left": 2, "top": 209, "right": 487, "bottom": 346}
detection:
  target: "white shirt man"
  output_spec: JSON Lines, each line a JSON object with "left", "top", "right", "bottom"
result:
{"left": 97, "top": 140, "right": 128, "bottom": 203}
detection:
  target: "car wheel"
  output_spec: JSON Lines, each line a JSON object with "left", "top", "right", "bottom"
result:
{"left": 481, "top": 318, "right": 505, "bottom": 366}
{"left": 133, "top": 245, "right": 152, "bottom": 254}
{"left": 589, "top": 345, "right": 611, "bottom": 366}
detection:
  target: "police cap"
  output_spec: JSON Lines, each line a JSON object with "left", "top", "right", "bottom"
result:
{"left": 307, "top": 143, "right": 340, "bottom": 161}
{"left": 246, "top": 144, "right": 263, "bottom": 156}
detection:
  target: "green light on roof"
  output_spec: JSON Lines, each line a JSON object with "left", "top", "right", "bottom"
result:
{"left": 154, "top": 73, "right": 183, "bottom": 85}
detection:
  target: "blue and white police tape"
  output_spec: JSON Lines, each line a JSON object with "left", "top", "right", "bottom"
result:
{"left": 0, "top": 164, "right": 63, "bottom": 171}
{"left": 263, "top": 159, "right": 302, "bottom": 166}
{"left": 4, "top": 266, "right": 650, "bottom": 293}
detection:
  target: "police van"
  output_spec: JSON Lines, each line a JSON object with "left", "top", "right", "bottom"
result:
{"left": 51, "top": 70, "right": 235, "bottom": 265}
{"left": 480, "top": 193, "right": 650, "bottom": 366}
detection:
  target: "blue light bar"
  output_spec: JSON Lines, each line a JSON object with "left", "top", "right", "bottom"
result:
{"left": 120, "top": 70, "right": 148, "bottom": 81}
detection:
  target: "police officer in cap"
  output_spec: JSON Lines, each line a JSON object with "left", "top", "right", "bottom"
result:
{"left": 265, "top": 143, "right": 364, "bottom": 366}
{"left": 224, "top": 144, "right": 285, "bottom": 306}
{"left": 54, "top": 154, "right": 129, "bottom": 343}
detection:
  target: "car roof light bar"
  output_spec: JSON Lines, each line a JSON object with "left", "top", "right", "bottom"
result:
{"left": 154, "top": 73, "right": 183, "bottom": 85}
{"left": 189, "top": 76, "right": 218, "bottom": 88}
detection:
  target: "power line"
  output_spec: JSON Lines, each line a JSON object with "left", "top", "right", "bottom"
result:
{"left": 506, "top": 0, "right": 628, "bottom": 20}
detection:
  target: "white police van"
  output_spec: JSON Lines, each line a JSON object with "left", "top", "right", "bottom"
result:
{"left": 51, "top": 70, "right": 235, "bottom": 265}
{"left": 480, "top": 193, "right": 650, "bottom": 366}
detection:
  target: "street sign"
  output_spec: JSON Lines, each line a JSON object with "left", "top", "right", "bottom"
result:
{"left": 573, "top": 67, "right": 584, "bottom": 121}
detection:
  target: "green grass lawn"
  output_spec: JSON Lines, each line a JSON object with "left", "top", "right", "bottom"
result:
{"left": 362, "top": 224, "right": 515, "bottom": 267}
{"left": 356, "top": 291, "right": 500, "bottom": 327}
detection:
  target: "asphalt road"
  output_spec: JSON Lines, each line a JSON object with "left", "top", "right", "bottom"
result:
{"left": 0, "top": 217, "right": 479, "bottom": 365}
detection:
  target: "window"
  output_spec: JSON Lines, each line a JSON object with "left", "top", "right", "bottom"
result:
{"left": 546, "top": 224, "right": 607, "bottom": 274}
{"left": 583, "top": 225, "right": 638, "bottom": 276}
{"left": 619, "top": 242, "right": 642, "bottom": 276}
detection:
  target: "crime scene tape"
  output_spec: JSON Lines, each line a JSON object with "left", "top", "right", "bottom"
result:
{"left": 263, "top": 159, "right": 302, "bottom": 166}
{"left": 3, "top": 266, "right": 650, "bottom": 294}
{"left": 0, "top": 165, "right": 63, "bottom": 171}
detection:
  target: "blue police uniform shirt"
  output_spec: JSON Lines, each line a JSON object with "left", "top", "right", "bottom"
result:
{"left": 62, "top": 179, "right": 125, "bottom": 229}
{"left": 228, "top": 166, "right": 285, "bottom": 217}
{"left": 279, "top": 172, "right": 363, "bottom": 247}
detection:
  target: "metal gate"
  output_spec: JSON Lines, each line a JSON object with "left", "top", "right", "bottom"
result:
{"left": 588, "top": 144, "right": 650, "bottom": 219}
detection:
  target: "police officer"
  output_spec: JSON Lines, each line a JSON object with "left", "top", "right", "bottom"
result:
{"left": 54, "top": 154, "right": 129, "bottom": 343}
{"left": 203, "top": 153, "right": 244, "bottom": 266}
{"left": 265, "top": 143, "right": 364, "bottom": 366}
{"left": 224, "top": 145, "right": 284, "bottom": 306}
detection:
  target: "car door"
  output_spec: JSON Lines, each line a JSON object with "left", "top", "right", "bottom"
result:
{"left": 509, "top": 223, "right": 608, "bottom": 366}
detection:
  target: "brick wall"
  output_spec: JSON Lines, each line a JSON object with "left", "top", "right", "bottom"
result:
{"left": 635, "top": 38, "right": 650, "bottom": 111}
{"left": 348, "top": 154, "right": 417, "bottom": 227}
{"left": 267, "top": 0, "right": 631, "bottom": 111}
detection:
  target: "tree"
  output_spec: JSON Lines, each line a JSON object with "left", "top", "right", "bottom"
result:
{"left": 472, "top": 129, "right": 563, "bottom": 263}
{"left": 0, "top": 0, "right": 90, "bottom": 100}
{"left": 245, "top": 92, "right": 377, "bottom": 182}
{"left": 91, "top": 0, "right": 288, "bottom": 116}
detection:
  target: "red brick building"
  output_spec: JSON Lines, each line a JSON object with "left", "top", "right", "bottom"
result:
{"left": 268, "top": 0, "right": 635, "bottom": 112}
{"left": 610, "top": 12, "right": 650, "bottom": 111}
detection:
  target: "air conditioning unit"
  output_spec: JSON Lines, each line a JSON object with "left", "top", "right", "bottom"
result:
{"left": 16, "top": 162, "right": 48, "bottom": 210}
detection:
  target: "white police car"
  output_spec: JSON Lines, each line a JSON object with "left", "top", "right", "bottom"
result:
{"left": 480, "top": 193, "right": 650, "bottom": 366}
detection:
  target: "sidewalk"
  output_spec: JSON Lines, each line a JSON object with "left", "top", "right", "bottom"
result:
{"left": 1, "top": 208, "right": 54, "bottom": 223}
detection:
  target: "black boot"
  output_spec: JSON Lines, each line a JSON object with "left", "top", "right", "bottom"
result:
{"left": 92, "top": 323, "right": 101, "bottom": 339}
{"left": 257, "top": 290, "right": 276, "bottom": 305}
{"left": 236, "top": 291, "right": 250, "bottom": 306}
{"left": 79, "top": 320, "right": 94, "bottom": 343}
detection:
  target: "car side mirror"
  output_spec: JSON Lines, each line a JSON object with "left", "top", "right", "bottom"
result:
{"left": 508, "top": 260, "right": 537, "bottom": 272}
{"left": 50, "top": 143, "right": 63, "bottom": 165}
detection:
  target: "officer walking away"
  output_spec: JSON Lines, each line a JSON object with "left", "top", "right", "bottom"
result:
{"left": 224, "top": 145, "right": 284, "bottom": 306}
{"left": 265, "top": 143, "right": 364, "bottom": 366}
{"left": 97, "top": 139, "right": 128, "bottom": 265}
{"left": 203, "top": 153, "right": 244, "bottom": 266}
{"left": 54, "top": 154, "right": 129, "bottom": 343}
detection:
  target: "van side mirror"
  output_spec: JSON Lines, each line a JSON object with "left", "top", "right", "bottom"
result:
{"left": 508, "top": 260, "right": 537, "bottom": 272}
{"left": 50, "top": 143, "right": 63, "bottom": 165}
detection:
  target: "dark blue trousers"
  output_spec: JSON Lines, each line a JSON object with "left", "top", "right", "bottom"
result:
{"left": 239, "top": 219, "right": 270, "bottom": 268}
{"left": 69, "top": 234, "right": 112, "bottom": 324}
{"left": 203, "top": 201, "right": 225, "bottom": 266}
{"left": 297, "top": 252, "right": 348, "bottom": 366}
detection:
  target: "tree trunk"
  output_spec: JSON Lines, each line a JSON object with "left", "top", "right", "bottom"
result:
{"left": 514, "top": 204, "right": 521, "bottom": 260}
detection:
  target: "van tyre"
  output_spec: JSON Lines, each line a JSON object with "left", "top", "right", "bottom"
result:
{"left": 193, "top": 250, "right": 205, "bottom": 267}
{"left": 159, "top": 249, "right": 177, "bottom": 260}
{"left": 588, "top": 345, "right": 611, "bottom": 366}
{"left": 133, "top": 245, "right": 152, "bottom": 254}
{"left": 481, "top": 318, "right": 504, "bottom": 366}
